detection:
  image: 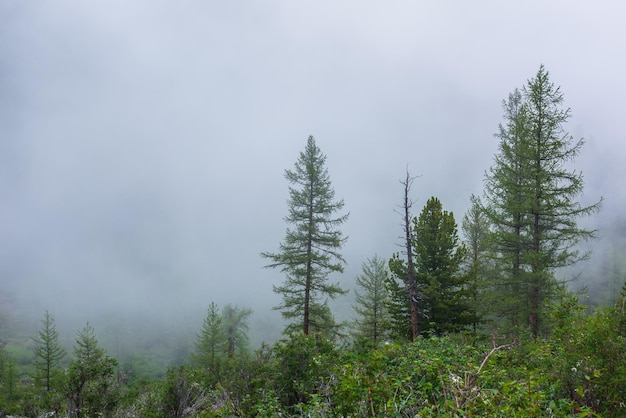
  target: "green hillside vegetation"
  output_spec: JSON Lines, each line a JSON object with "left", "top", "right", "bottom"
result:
{"left": 2, "top": 297, "right": 625, "bottom": 416}
{"left": 1, "top": 66, "right": 622, "bottom": 417}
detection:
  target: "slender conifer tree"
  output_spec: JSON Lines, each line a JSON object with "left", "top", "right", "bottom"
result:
{"left": 262, "top": 136, "right": 348, "bottom": 335}
{"left": 352, "top": 255, "right": 391, "bottom": 343}
{"left": 33, "top": 310, "right": 66, "bottom": 393}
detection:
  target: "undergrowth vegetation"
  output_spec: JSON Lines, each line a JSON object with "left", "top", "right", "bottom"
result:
{"left": 3, "top": 293, "right": 623, "bottom": 417}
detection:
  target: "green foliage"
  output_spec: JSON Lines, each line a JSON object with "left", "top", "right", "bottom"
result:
{"left": 328, "top": 334, "right": 604, "bottom": 417}
{"left": 3, "top": 296, "right": 626, "bottom": 417}
{"left": 620, "top": 279, "right": 626, "bottom": 304}
{"left": 461, "top": 194, "right": 492, "bottom": 332}
{"left": 386, "top": 254, "right": 413, "bottom": 341}
{"left": 66, "top": 323, "right": 119, "bottom": 417}
{"left": 388, "top": 197, "right": 474, "bottom": 338}
{"left": 352, "top": 255, "right": 391, "bottom": 343}
{"left": 222, "top": 304, "right": 252, "bottom": 359}
{"left": 549, "top": 293, "right": 626, "bottom": 415}
{"left": 483, "top": 66, "right": 602, "bottom": 337}
{"left": 32, "top": 310, "right": 66, "bottom": 413}
{"left": 192, "top": 302, "right": 227, "bottom": 386}
{"left": 271, "top": 332, "right": 338, "bottom": 410}
{"left": 283, "top": 300, "right": 345, "bottom": 340}
{"left": 225, "top": 344, "right": 284, "bottom": 417}
{"left": 0, "top": 348, "right": 19, "bottom": 408}
{"left": 414, "top": 197, "right": 473, "bottom": 335}
{"left": 190, "top": 301, "right": 254, "bottom": 393}
{"left": 262, "top": 135, "right": 349, "bottom": 335}
{"left": 161, "top": 366, "right": 209, "bottom": 418}
{"left": 483, "top": 88, "right": 534, "bottom": 334}
{"left": 114, "top": 368, "right": 211, "bottom": 418}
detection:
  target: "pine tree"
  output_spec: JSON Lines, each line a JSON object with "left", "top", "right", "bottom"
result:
{"left": 483, "top": 65, "right": 601, "bottom": 337}
{"left": 388, "top": 197, "right": 472, "bottom": 337}
{"left": 352, "top": 255, "right": 391, "bottom": 343}
{"left": 262, "top": 135, "right": 349, "bottom": 335}
{"left": 413, "top": 197, "right": 472, "bottom": 335}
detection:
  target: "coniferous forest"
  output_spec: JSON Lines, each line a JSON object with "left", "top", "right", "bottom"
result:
{"left": 1, "top": 66, "right": 625, "bottom": 417}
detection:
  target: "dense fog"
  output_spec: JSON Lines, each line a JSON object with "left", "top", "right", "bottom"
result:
{"left": 1, "top": 1, "right": 624, "bottom": 359}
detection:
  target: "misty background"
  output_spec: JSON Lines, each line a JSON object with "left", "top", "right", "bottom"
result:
{"left": 1, "top": 1, "right": 624, "bottom": 358}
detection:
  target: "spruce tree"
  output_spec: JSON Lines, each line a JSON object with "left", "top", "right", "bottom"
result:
{"left": 483, "top": 65, "right": 601, "bottom": 337}
{"left": 262, "top": 135, "right": 349, "bottom": 335}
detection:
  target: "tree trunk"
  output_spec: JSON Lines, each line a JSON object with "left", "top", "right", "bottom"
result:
{"left": 530, "top": 122, "right": 542, "bottom": 338}
{"left": 304, "top": 258, "right": 311, "bottom": 335}
{"left": 530, "top": 210, "right": 541, "bottom": 338}
{"left": 402, "top": 171, "right": 420, "bottom": 340}
{"left": 304, "top": 181, "right": 314, "bottom": 335}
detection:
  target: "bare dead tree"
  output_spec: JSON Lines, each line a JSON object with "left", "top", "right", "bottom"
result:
{"left": 446, "top": 343, "right": 511, "bottom": 412}
{"left": 398, "top": 169, "right": 421, "bottom": 340}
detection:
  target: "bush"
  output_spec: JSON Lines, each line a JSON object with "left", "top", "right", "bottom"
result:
{"left": 551, "top": 295, "right": 626, "bottom": 416}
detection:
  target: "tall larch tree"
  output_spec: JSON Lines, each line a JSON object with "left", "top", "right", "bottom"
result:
{"left": 352, "top": 255, "right": 391, "bottom": 343}
{"left": 484, "top": 65, "right": 602, "bottom": 337}
{"left": 483, "top": 88, "right": 533, "bottom": 332}
{"left": 262, "top": 135, "right": 349, "bottom": 335}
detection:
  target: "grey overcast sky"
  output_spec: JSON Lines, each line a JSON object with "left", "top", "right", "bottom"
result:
{"left": 1, "top": 1, "right": 623, "bottom": 333}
